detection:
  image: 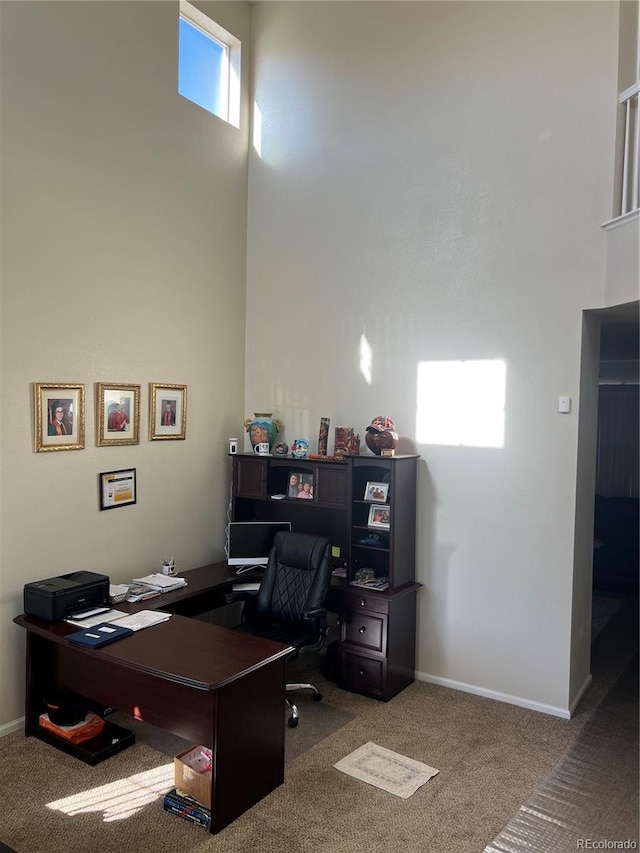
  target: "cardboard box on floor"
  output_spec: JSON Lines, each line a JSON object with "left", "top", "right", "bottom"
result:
{"left": 174, "top": 746, "right": 212, "bottom": 809}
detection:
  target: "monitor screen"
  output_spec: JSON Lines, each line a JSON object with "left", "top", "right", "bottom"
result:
{"left": 227, "top": 521, "right": 292, "bottom": 567}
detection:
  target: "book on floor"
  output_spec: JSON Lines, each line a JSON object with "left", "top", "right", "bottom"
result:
{"left": 163, "top": 788, "right": 211, "bottom": 829}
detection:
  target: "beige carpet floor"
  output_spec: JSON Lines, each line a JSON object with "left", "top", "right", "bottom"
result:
{"left": 486, "top": 652, "right": 639, "bottom": 852}
{"left": 0, "top": 594, "right": 636, "bottom": 853}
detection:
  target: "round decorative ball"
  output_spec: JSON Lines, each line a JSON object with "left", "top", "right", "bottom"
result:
{"left": 291, "top": 439, "right": 310, "bottom": 458}
{"left": 365, "top": 429, "right": 398, "bottom": 455}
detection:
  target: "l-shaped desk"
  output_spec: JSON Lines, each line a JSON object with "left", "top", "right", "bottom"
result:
{"left": 14, "top": 561, "right": 291, "bottom": 834}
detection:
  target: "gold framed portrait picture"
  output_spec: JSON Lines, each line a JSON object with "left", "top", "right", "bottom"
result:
{"left": 34, "top": 383, "right": 85, "bottom": 453}
{"left": 96, "top": 383, "right": 141, "bottom": 446}
{"left": 149, "top": 383, "right": 187, "bottom": 441}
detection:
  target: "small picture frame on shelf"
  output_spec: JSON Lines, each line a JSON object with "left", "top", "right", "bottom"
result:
{"left": 368, "top": 504, "right": 390, "bottom": 529}
{"left": 288, "top": 471, "right": 314, "bottom": 500}
{"left": 364, "top": 481, "right": 389, "bottom": 502}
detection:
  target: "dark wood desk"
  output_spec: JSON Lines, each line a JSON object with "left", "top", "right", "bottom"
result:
{"left": 14, "top": 561, "right": 291, "bottom": 834}
{"left": 149, "top": 560, "right": 261, "bottom": 617}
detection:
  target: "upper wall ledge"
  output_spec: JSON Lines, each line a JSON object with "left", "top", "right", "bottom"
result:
{"left": 601, "top": 209, "right": 640, "bottom": 231}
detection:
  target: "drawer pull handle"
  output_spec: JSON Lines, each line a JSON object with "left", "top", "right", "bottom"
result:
{"left": 359, "top": 599, "right": 366, "bottom": 607}
{"left": 359, "top": 670, "right": 365, "bottom": 677}
{"left": 358, "top": 626, "right": 366, "bottom": 634}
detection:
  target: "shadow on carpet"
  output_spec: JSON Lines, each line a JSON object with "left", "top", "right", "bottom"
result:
{"left": 108, "top": 693, "right": 354, "bottom": 766}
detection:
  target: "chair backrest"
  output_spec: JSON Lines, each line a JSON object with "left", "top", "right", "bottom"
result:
{"left": 256, "top": 531, "right": 332, "bottom": 632}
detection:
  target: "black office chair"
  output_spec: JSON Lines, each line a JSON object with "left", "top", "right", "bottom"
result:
{"left": 234, "top": 531, "right": 332, "bottom": 728}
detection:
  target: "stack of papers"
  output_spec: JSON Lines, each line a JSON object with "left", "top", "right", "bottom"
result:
{"left": 67, "top": 609, "right": 129, "bottom": 628}
{"left": 125, "top": 583, "right": 162, "bottom": 602}
{"left": 112, "top": 610, "right": 172, "bottom": 632}
{"left": 66, "top": 609, "right": 171, "bottom": 632}
{"left": 132, "top": 573, "right": 187, "bottom": 593}
{"left": 349, "top": 578, "right": 390, "bottom": 591}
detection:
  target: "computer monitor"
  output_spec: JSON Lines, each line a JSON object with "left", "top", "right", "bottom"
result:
{"left": 227, "top": 521, "right": 292, "bottom": 571}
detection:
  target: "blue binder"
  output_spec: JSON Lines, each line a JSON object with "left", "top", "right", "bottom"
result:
{"left": 66, "top": 622, "right": 134, "bottom": 648}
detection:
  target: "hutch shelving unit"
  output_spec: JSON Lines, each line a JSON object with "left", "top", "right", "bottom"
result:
{"left": 230, "top": 452, "right": 421, "bottom": 700}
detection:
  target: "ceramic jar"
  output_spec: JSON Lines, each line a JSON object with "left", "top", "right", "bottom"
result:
{"left": 364, "top": 430, "right": 398, "bottom": 455}
{"left": 364, "top": 416, "right": 398, "bottom": 455}
{"left": 244, "top": 413, "right": 281, "bottom": 452}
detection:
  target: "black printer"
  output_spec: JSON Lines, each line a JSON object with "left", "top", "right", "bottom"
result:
{"left": 24, "top": 571, "right": 109, "bottom": 621}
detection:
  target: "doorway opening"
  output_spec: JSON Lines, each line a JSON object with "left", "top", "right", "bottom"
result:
{"left": 591, "top": 303, "right": 638, "bottom": 660}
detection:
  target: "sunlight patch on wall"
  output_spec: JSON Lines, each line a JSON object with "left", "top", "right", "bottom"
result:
{"left": 47, "top": 762, "right": 174, "bottom": 822}
{"left": 360, "top": 333, "right": 372, "bottom": 385}
{"left": 416, "top": 359, "right": 506, "bottom": 448}
{"left": 253, "top": 100, "right": 263, "bottom": 157}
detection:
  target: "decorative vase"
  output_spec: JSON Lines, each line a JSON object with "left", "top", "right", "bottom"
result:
{"left": 364, "top": 416, "right": 398, "bottom": 456}
{"left": 244, "top": 413, "right": 281, "bottom": 452}
{"left": 365, "top": 430, "right": 398, "bottom": 455}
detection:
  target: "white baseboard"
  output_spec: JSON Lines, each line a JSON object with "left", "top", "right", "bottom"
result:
{"left": 0, "top": 718, "right": 24, "bottom": 737}
{"left": 414, "top": 671, "right": 572, "bottom": 719}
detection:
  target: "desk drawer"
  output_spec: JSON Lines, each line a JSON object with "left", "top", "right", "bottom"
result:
{"left": 342, "top": 590, "right": 390, "bottom": 615}
{"left": 342, "top": 611, "right": 386, "bottom": 653}
{"left": 339, "top": 651, "right": 383, "bottom": 697}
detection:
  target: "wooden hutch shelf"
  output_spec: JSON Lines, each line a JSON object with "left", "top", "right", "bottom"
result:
{"left": 230, "top": 452, "right": 421, "bottom": 701}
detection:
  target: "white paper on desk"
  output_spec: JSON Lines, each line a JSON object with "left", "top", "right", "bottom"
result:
{"left": 131, "top": 573, "right": 187, "bottom": 591}
{"left": 112, "top": 610, "right": 171, "bottom": 632}
{"left": 66, "top": 609, "right": 129, "bottom": 628}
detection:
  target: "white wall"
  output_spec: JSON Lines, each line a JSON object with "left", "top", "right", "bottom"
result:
{"left": 0, "top": 1, "right": 624, "bottom": 729}
{"left": 603, "top": 216, "right": 640, "bottom": 306}
{"left": 246, "top": 1, "right": 619, "bottom": 714}
{"left": 0, "top": 1, "right": 251, "bottom": 728}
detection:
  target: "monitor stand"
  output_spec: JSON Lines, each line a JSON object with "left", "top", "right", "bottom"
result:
{"left": 235, "top": 565, "right": 262, "bottom": 575}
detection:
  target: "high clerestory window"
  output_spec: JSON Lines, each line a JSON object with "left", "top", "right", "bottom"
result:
{"left": 178, "top": 0, "right": 240, "bottom": 128}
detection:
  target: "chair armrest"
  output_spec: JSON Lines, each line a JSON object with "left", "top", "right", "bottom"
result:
{"left": 225, "top": 588, "right": 260, "bottom": 625}
{"left": 299, "top": 607, "right": 328, "bottom": 653}
{"left": 302, "top": 606, "right": 326, "bottom": 621}
{"left": 301, "top": 607, "right": 327, "bottom": 640}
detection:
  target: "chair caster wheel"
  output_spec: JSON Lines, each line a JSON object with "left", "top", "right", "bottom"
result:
{"left": 287, "top": 716, "right": 299, "bottom": 728}
{"left": 313, "top": 692, "right": 323, "bottom": 702}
